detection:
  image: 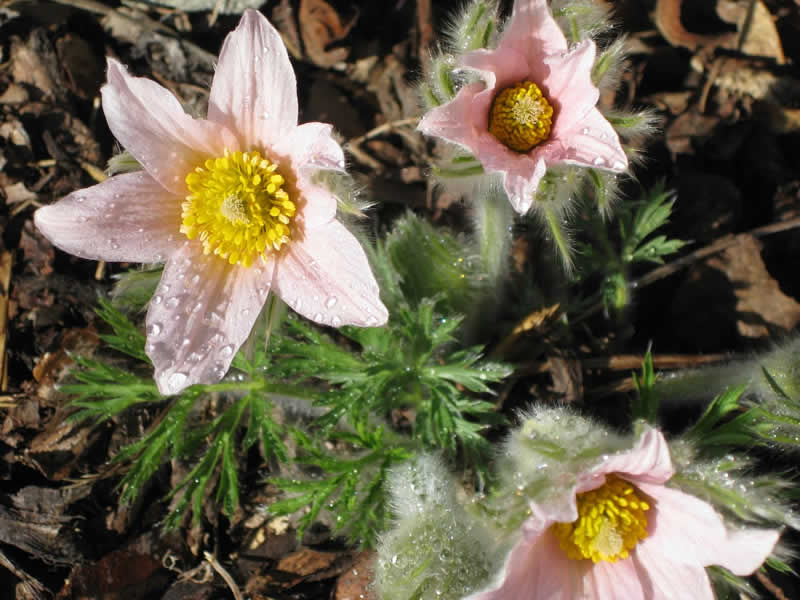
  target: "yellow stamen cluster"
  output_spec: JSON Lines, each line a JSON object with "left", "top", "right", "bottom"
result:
{"left": 551, "top": 476, "right": 650, "bottom": 563}
{"left": 489, "top": 81, "right": 553, "bottom": 153}
{"left": 181, "top": 150, "right": 296, "bottom": 267}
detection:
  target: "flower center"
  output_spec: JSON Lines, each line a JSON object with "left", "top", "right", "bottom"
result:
{"left": 181, "top": 149, "right": 296, "bottom": 267}
{"left": 488, "top": 81, "right": 553, "bottom": 153}
{"left": 551, "top": 476, "right": 650, "bottom": 563}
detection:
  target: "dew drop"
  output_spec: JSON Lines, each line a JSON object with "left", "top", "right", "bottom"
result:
{"left": 137, "top": 228, "right": 145, "bottom": 233}
{"left": 192, "top": 302, "right": 203, "bottom": 313}
{"left": 147, "top": 322, "right": 163, "bottom": 336}
{"left": 76, "top": 196, "right": 85, "bottom": 203}
{"left": 165, "top": 297, "right": 180, "bottom": 308}
{"left": 152, "top": 295, "right": 163, "bottom": 305}
{"left": 331, "top": 316, "right": 342, "bottom": 326}
{"left": 168, "top": 372, "right": 187, "bottom": 389}
{"left": 188, "top": 352, "right": 202, "bottom": 363}
{"left": 78, "top": 216, "right": 87, "bottom": 223}
{"left": 325, "top": 296, "right": 338, "bottom": 308}
{"left": 241, "top": 308, "right": 250, "bottom": 317}
{"left": 191, "top": 274, "right": 200, "bottom": 284}
{"left": 145, "top": 343, "right": 156, "bottom": 353}
{"left": 181, "top": 338, "right": 191, "bottom": 347}
{"left": 612, "top": 160, "right": 626, "bottom": 170}
{"left": 366, "top": 316, "right": 379, "bottom": 326}
{"left": 592, "top": 157, "right": 606, "bottom": 166}
{"left": 220, "top": 344, "right": 234, "bottom": 357}
{"left": 580, "top": 128, "right": 589, "bottom": 135}
{"left": 313, "top": 312, "right": 324, "bottom": 322}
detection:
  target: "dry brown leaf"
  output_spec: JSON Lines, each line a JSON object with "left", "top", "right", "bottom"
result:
{"left": 334, "top": 550, "right": 375, "bottom": 600}
{"left": 299, "top": 0, "right": 358, "bottom": 67}
{"left": 708, "top": 234, "right": 800, "bottom": 338}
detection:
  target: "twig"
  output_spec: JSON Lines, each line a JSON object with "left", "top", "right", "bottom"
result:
{"left": 345, "top": 117, "right": 419, "bottom": 149}
{"left": 0, "top": 251, "right": 12, "bottom": 392}
{"left": 416, "top": 0, "right": 434, "bottom": 64}
{"left": 203, "top": 551, "right": 243, "bottom": 600}
{"left": 516, "top": 352, "right": 731, "bottom": 376}
{"left": 756, "top": 570, "right": 790, "bottom": 600}
{"left": 735, "top": 0, "right": 758, "bottom": 54}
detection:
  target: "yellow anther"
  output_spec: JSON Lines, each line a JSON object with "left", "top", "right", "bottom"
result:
{"left": 488, "top": 81, "right": 554, "bottom": 153}
{"left": 551, "top": 476, "right": 650, "bottom": 564}
{"left": 181, "top": 149, "right": 295, "bottom": 267}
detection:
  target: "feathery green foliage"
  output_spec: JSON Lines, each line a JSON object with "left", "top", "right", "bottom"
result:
{"left": 269, "top": 424, "right": 412, "bottom": 544}
{"left": 576, "top": 182, "right": 685, "bottom": 312}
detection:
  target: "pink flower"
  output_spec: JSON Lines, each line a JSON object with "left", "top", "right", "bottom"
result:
{"left": 34, "top": 10, "right": 388, "bottom": 395}
{"left": 418, "top": 0, "right": 628, "bottom": 214}
{"left": 467, "top": 428, "right": 780, "bottom": 599}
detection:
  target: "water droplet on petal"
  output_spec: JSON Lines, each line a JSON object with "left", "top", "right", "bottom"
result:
{"left": 612, "top": 160, "right": 626, "bottom": 170}
{"left": 191, "top": 274, "right": 200, "bottom": 284}
{"left": 76, "top": 196, "right": 85, "bottom": 203}
{"left": 593, "top": 157, "right": 606, "bottom": 166}
{"left": 147, "top": 322, "right": 163, "bottom": 336}
{"left": 325, "top": 296, "right": 338, "bottom": 308}
{"left": 313, "top": 312, "right": 324, "bottom": 322}
{"left": 181, "top": 338, "right": 191, "bottom": 347}
{"left": 580, "top": 128, "right": 589, "bottom": 135}
{"left": 165, "top": 297, "right": 180, "bottom": 308}
{"left": 366, "top": 316, "right": 378, "bottom": 326}
{"left": 220, "top": 344, "right": 234, "bottom": 357}
{"left": 152, "top": 295, "right": 163, "bottom": 305}
{"left": 331, "top": 316, "right": 342, "bottom": 326}
{"left": 168, "top": 372, "right": 187, "bottom": 389}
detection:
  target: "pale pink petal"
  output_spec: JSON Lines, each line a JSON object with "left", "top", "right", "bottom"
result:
{"left": 632, "top": 545, "right": 715, "bottom": 600}
{"left": 498, "top": 0, "right": 568, "bottom": 58}
{"left": 576, "top": 427, "right": 674, "bottom": 494}
{"left": 543, "top": 41, "right": 599, "bottom": 137}
{"left": 102, "top": 59, "right": 235, "bottom": 196}
{"left": 297, "top": 183, "right": 337, "bottom": 230}
{"left": 501, "top": 155, "right": 547, "bottom": 214}
{"left": 146, "top": 243, "right": 274, "bottom": 395}
{"left": 636, "top": 483, "right": 779, "bottom": 575}
{"left": 34, "top": 172, "right": 183, "bottom": 263}
{"left": 460, "top": 46, "right": 531, "bottom": 91}
{"left": 273, "top": 220, "right": 388, "bottom": 328}
{"left": 207, "top": 9, "right": 298, "bottom": 151}
{"left": 465, "top": 527, "right": 583, "bottom": 600}
{"left": 418, "top": 83, "right": 484, "bottom": 151}
{"left": 582, "top": 558, "right": 647, "bottom": 600}
{"left": 552, "top": 108, "right": 628, "bottom": 173}
{"left": 276, "top": 122, "right": 345, "bottom": 173}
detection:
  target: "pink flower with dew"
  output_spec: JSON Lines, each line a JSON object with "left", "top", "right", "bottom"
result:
{"left": 34, "top": 10, "right": 388, "bottom": 396}
{"left": 467, "top": 428, "right": 780, "bottom": 600}
{"left": 418, "top": 0, "right": 628, "bottom": 214}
